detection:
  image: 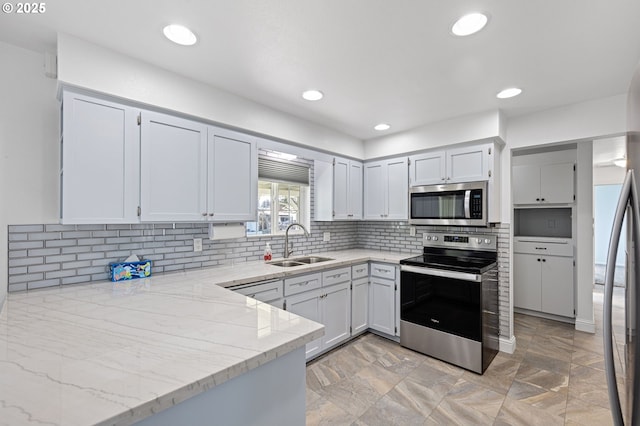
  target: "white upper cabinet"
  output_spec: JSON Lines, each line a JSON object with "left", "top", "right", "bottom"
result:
{"left": 409, "top": 143, "right": 493, "bottom": 186}
{"left": 348, "top": 161, "right": 363, "bottom": 219}
{"left": 446, "top": 144, "right": 489, "bottom": 183}
{"left": 408, "top": 151, "right": 445, "bottom": 186}
{"left": 61, "top": 91, "right": 141, "bottom": 224}
{"left": 208, "top": 127, "right": 257, "bottom": 222}
{"left": 140, "top": 111, "right": 208, "bottom": 222}
{"left": 512, "top": 163, "right": 575, "bottom": 205}
{"left": 333, "top": 158, "right": 349, "bottom": 219}
{"left": 139, "top": 113, "right": 257, "bottom": 222}
{"left": 315, "top": 157, "right": 363, "bottom": 220}
{"left": 364, "top": 157, "right": 408, "bottom": 220}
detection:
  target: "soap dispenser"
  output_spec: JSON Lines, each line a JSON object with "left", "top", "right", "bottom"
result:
{"left": 264, "top": 242, "right": 272, "bottom": 261}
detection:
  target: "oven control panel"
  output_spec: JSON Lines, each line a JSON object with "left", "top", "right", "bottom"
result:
{"left": 423, "top": 233, "right": 496, "bottom": 251}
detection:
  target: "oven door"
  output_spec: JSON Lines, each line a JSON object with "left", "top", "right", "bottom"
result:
{"left": 409, "top": 181, "right": 487, "bottom": 226}
{"left": 400, "top": 265, "right": 482, "bottom": 342}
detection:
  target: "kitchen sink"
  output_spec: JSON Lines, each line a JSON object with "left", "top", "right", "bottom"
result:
{"left": 267, "top": 256, "right": 334, "bottom": 267}
{"left": 293, "top": 256, "right": 334, "bottom": 264}
{"left": 267, "top": 260, "right": 306, "bottom": 267}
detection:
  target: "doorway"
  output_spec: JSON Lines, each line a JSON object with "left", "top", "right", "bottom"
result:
{"left": 592, "top": 136, "right": 627, "bottom": 287}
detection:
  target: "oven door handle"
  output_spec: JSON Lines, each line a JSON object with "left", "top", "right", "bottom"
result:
{"left": 400, "top": 264, "right": 482, "bottom": 282}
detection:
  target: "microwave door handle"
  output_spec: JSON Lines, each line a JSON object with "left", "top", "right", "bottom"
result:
{"left": 464, "top": 190, "right": 471, "bottom": 219}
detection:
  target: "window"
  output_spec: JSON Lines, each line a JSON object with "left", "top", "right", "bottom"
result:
{"left": 246, "top": 155, "right": 311, "bottom": 236}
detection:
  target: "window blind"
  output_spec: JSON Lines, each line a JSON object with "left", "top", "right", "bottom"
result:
{"left": 258, "top": 157, "right": 310, "bottom": 185}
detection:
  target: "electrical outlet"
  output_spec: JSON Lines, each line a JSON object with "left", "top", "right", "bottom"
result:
{"left": 193, "top": 238, "right": 202, "bottom": 252}
{"left": 409, "top": 226, "right": 416, "bottom": 237}
{"left": 323, "top": 232, "right": 330, "bottom": 242}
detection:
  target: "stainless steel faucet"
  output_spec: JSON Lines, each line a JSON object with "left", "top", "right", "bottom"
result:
{"left": 284, "top": 223, "right": 310, "bottom": 258}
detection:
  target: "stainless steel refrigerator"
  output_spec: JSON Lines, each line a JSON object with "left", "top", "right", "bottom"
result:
{"left": 604, "top": 62, "right": 640, "bottom": 425}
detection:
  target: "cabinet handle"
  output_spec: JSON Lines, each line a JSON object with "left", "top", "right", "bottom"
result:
{"left": 356, "top": 268, "right": 365, "bottom": 273}
{"left": 380, "top": 214, "right": 384, "bottom": 218}
{"left": 209, "top": 213, "right": 214, "bottom": 216}
{"left": 541, "top": 198, "right": 546, "bottom": 202}
{"left": 534, "top": 247, "right": 547, "bottom": 250}
{"left": 542, "top": 259, "right": 546, "bottom": 262}
{"left": 295, "top": 281, "right": 310, "bottom": 286}
{"left": 348, "top": 214, "right": 354, "bottom": 217}
{"left": 202, "top": 212, "right": 207, "bottom": 216}
{"left": 375, "top": 268, "right": 389, "bottom": 274}
{"left": 537, "top": 258, "right": 541, "bottom": 262}
{"left": 536, "top": 198, "right": 540, "bottom": 202}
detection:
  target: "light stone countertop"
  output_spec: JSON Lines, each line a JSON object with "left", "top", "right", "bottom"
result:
{"left": 0, "top": 248, "right": 412, "bottom": 425}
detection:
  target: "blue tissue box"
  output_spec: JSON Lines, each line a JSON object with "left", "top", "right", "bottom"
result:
{"left": 109, "top": 260, "right": 152, "bottom": 282}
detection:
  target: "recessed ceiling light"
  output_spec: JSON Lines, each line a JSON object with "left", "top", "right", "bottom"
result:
{"left": 163, "top": 24, "right": 197, "bottom": 46}
{"left": 374, "top": 123, "right": 391, "bottom": 131}
{"left": 451, "top": 13, "right": 488, "bottom": 36}
{"left": 302, "top": 90, "right": 324, "bottom": 101}
{"left": 496, "top": 87, "right": 523, "bottom": 99}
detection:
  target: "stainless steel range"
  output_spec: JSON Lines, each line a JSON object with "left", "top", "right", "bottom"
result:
{"left": 399, "top": 232, "right": 499, "bottom": 374}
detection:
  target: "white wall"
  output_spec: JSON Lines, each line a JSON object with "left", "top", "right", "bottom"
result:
{"left": 502, "top": 94, "right": 627, "bottom": 222}
{"left": 363, "top": 109, "right": 505, "bottom": 159}
{"left": 593, "top": 165, "right": 626, "bottom": 185}
{"left": 575, "top": 142, "right": 595, "bottom": 332}
{"left": 57, "top": 34, "right": 364, "bottom": 159}
{"left": 0, "top": 41, "right": 60, "bottom": 303}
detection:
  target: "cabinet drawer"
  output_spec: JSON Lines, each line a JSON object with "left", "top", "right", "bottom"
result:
{"left": 514, "top": 239, "right": 573, "bottom": 257}
{"left": 371, "top": 263, "right": 396, "bottom": 280}
{"left": 232, "top": 280, "right": 283, "bottom": 303}
{"left": 322, "top": 267, "right": 352, "bottom": 286}
{"left": 352, "top": 263, "right": 369, "bottom": 280}
{"left": 285, "top": 273, "right": 322, "bottom": 296}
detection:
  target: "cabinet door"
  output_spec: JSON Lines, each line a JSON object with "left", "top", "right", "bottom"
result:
{"left": 512, "top": 165, "right": 541, "bottom": 205}
{"left": 286, "top": 289, "right": 323, "bottom": 359}
{"left": 351, "top": 277, "right": 369, "bottom": 335}
{"left": 61, "top": 92, "right": 140, "bottom": 224}
{"left": 333, "top": 158, "right": 349, "bottom": 219}
{"left": 446, "top": 145, "right": 488, "bottom": 183}
{"left": 364, "top": 161, "right": 386, "bottom": 219}
{"left": 140, "top": 111, "right": 208, "bottom": 221}
{"left": 322, "top": 282, "right": 352, "bottom": 348}
{"left": 513, "top": 253, "right": 542, "bottom": 311}
{"left": 369, "top": 277, "right": 396, "bottom": 335}
{"left": 348, "top": 161, "right": 363, "bottom": 219}
{"left": 313, "top": 160, "right": 333, "bottom": 221}
{"left": 540, "top": 163, "right": 574, "bottom": 204}
{"left": 409, "top": 151, "right": 445, "bottom": 186}
{"left": 541, "top": 256, "right": 574, "bottom": 317}
{"left": 208, "top": 127, "right": 257, "bottom": 221}
{"left": 386, "top": 157, "right": 408, "bottom": 220}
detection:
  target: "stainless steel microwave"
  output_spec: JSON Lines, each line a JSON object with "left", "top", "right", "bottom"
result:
{"left": 409, "top": 181, "right": 488, "bottom": 226}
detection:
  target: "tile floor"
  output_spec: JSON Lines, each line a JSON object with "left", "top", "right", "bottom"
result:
{"left": 306, "top": 285, "right": 625, "bottom": 425}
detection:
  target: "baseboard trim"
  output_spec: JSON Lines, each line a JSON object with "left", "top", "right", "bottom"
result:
{"left": 499, "top": 335, "right": 516, "bottom": 354}
{"left": 575, "top": 318, "right": 596, "bottom": 334}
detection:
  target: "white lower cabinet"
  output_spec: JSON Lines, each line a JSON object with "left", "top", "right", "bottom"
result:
{"left": 285, "top": 269, "right": 351, "bottom": 360}
{"left": 351, "top": 263, "right": 369, "bottom": 336}
{"left": 321, "top": 282, "right": 352, "bottom": 348}
{"left": 514, "top": 239, "right": 575, "bottom": 318}
{"left": 286, "top": 288, "right": 323, "bottom": 358}
{"left": 369, "top": 263, "right": 398, "bottom": 336}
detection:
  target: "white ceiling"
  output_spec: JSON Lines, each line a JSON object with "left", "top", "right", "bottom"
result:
{"left": 1, "top": 0, "right": 640, "bottom": 141}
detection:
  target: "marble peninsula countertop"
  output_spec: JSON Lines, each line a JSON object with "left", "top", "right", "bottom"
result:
{"left": 0, "top": 249, "right": 411, "bottom": 426}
